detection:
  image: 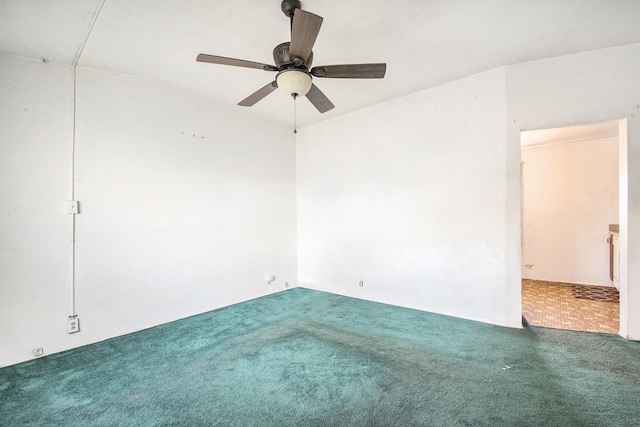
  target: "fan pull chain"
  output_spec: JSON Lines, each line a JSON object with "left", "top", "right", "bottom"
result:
{"left": 293, "top": 93, "right": 298, "bottom": 134}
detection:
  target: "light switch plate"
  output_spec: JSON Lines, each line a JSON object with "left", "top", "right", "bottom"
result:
{"left": 67, "top": 200, "right": 79, "bottom": 214}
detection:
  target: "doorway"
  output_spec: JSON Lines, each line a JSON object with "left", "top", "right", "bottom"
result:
{"left": 520, "top": 121, "right": 624, "bottom": 333}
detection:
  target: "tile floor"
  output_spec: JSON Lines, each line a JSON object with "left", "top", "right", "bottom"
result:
{"left": 522, "top": 279, "right": 619, "bottom": 334}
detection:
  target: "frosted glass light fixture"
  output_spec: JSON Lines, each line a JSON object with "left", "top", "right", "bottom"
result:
{"left": 276, "top": 69, "right": 312, "bottom": 96}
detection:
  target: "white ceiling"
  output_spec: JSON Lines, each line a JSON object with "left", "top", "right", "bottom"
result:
{"left": 2, "top": 0, "right": 640, "bottom": 128}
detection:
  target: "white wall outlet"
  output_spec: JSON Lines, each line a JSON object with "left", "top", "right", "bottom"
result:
{"left": 285, "top": 282, "right": 289, "bottom": 288}
{"left": 265, "top": 274, "right": 276, "bottom": 284}
{"left": 32, "top": 347, "right": 44, "bottom": 357}
{"left": 67, "top": 316, "right": 80, "bottom": 334}
{"left": 66, "top": 200, "right": 79, "bottom": 214}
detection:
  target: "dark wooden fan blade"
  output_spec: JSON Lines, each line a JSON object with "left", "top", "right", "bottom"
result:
{"left": 306, "top": 83, "right": 334, "bottom": 113}
{"left": 289, "top": 9, "right": 323, "bottom": 63}
{"left": 311, "top": 63, "right": 387, "bottom": 79}
{"left": 238, "top": 81, "right": 278, "bottom": 107}
{"left": 197, "top": 54, "right": 278, "bottom": 71}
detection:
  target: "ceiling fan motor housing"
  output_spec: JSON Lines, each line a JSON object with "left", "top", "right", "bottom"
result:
{"left": 273, "top": 42, "right": 313, "bottom": 69}
{"left": 281, "top": 0, "right": 302, "bottom": 17}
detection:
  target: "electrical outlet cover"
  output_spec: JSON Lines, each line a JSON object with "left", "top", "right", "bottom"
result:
{"left": 67, "top": 317, "right": 80, "bottom": 334}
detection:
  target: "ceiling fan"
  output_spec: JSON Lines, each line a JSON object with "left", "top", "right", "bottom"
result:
{"left": 196, "top": 0, "right": 386, "bottom": 114}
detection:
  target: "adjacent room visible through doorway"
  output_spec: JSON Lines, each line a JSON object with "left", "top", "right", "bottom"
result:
{"left": 522, "top": 279, "right": 619, "bottom": 333}
{"left": 520, "top": 122, "right": 622, "bottom": 334}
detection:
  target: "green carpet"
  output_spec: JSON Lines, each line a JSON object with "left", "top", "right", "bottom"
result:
{"left": 1, "top": 288, "right": 640, "bottom": 426}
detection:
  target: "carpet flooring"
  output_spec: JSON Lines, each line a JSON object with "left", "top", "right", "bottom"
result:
{"left": 2, "top": 288, "right": 640, "bottom": 426}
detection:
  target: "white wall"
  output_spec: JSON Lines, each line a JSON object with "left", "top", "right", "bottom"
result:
{"left": 296, "top": 68, "right": 520, "bottom": 327}
{"left": 506, "top": 42, "right": 640, "bottom": 338}
{"left": 297, "top": 43, "right": 640, "bottom": 336}
{"left": 0, "top": 55, "right": 74, "bottom": 366}
{"left": 0, "top": 57, "right": 298, "bottom": 367}
{"left": 3, "top": 42, "right": 640, "bottom": 366}
{"left": 521, "top": 136, "right": 619, "bottom": 286}
{"left": 72, "top": 68, "right": 298, "bottom": 347}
